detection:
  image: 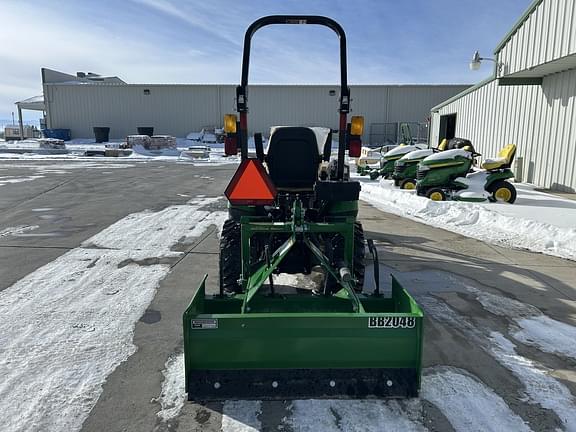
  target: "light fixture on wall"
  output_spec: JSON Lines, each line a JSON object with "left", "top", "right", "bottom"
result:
{"left": 469, "top": 51, "right": 504, "bottom": 73}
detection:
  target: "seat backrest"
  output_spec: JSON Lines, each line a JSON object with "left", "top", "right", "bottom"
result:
{"left": 438, "top": 138, "right": 448, "bottom": 151}
{"left": 498, "top": 144, "right": 516, "bottom": 165}
{"left": 266, "top": 127, "right": 320, "bottom": 189}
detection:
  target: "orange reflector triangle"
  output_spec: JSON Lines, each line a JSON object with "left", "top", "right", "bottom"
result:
{"left": 225, "top": 158, "right": 277, "bottom": 205}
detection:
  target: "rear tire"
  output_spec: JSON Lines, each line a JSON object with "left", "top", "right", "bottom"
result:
{"left": 220, "top": 219, "right": 242, "bottom": 294}
{"left": 488, "top": 180, "right": 517, "bottom": 203}
{"left": 426, "top": 188, "right": 446, "bottom": 201}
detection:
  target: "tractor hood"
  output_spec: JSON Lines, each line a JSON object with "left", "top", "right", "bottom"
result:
{"left": 420, "top": 148, "right": 473, "bottom": 167}
{"left": 382, "top": 144, "right": 418, "bottom": 160}
{"left": 399, "top": 148, "right": 434, "bottom": 162}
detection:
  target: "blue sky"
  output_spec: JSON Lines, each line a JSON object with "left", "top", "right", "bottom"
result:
{"left": 1, "top": 0, "right": 530, "bottom": 121}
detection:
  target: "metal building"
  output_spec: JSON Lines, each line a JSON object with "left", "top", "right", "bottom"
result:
{"left": 430, "top": 0, "right": 576, "bottom": 192}
{"left": 40, "top": 69, "right": 468, "bottom": 143}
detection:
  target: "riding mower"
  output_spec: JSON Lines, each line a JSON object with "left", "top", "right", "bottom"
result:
{"left": 183, "top": 15, "right": 423, "bottom": 401}
{"left": 416, "top": 142, "right": 517, "bottom": 203}
{"left": 392, "top": 139, "right": 448, "bottom": 189}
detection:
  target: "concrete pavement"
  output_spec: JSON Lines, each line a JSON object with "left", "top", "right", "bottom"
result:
{"left": 0, "top": 159, "right": 574, "bottom": 431}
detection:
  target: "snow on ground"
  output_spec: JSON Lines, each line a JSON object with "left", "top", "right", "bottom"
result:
{"left": 288, "top": 399, "right": 426, "bottom": 432}
{"left": 221, "top": 401, "right": 262, "bottom": 432}
{"left": 465, "top": 285, "right": 576, "bottom": 360}
{"left": 0, "top": 197, "right": 227, "bottom": 432}
{"left": 422, "top": 367, "right": 531, "bottom": 432}
{"left": 0, "top": 174, "right": 44, "bottom": 186}
{"left": 156, "top": 353, "right": 186, "bottom": 422}
{"left": 489, "top": 332, "right": 576, "bottom": 431}
{"left": 0, "top": 225, "right": 39, "bottom": 237}
{"left": 422, "top": 294, "right": 576, "bottom": 431}
{"left": 513, "top": 316, "right": 576, "bottom": 360}
{"left": 359, "top": 178, "right": 576, "bottom": 261}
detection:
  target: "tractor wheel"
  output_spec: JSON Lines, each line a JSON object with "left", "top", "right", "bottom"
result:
{"left": 369, "top": 171, "right": 380, "bottom": 180}
{"left": 488, "top": 180, "right": 517, "bottom": 204}
{"left": 400, "top": 178, "right": 417, "bottom": 190}
{"left": 219, "top": 219, "right": 242, "bottom": 294}
{"left": 426, "top": 188, "right": 446, "bottom": 201}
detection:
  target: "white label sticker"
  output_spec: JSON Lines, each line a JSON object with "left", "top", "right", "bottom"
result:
{"left": 191, "top": 319, "right": 218, "bottom": 330}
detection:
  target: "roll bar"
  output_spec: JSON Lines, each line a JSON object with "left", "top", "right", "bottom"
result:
{"left": 236, "top": 15, "right": 351, "bottom": 180}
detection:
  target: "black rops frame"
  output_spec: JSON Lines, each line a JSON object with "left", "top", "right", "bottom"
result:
{"left": 235, "top": 15, "right": 351, "bottom": 180}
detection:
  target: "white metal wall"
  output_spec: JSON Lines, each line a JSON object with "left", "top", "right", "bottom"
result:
{"left": 44, "top": 84, "right": 468, "bottom": 141}
{"left": 430, "top": 68, "right": 576, "bottom": 191}
{"left": 497, "top": 0, "right": 576, "bottom": 75}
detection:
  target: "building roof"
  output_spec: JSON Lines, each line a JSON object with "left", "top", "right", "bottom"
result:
{"left": 493, "top": 0, "right": 544, "bottom": 54}
{"left": 15, "top": 95, "right": 45, "bottom": 111}
{"left": 430, "top": 76, "right": 495, "bottom": 112}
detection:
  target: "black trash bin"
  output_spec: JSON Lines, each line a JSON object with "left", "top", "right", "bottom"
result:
{"left": 137, "top": 127, "right": 154, "bottom": 136}
{"left": 93, "top": 127, "right": 110, "bottom": 143}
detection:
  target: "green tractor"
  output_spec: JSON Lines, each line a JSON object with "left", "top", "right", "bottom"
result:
{"left": 416, "top": 142, "right": 517, "bottom": 202}
{"left": 183, "top": 15, "right": 423, "bottom": 401}
{"left": 392, "top": 139, "right": 448, "bottom": 189}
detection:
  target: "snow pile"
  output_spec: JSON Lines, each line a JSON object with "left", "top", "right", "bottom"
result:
{"left": 422, "top": 368, "right": 530, "bottom": 432}
{"left": 0, "top": 197, "right": 226, "bottom": 432}
{"left": 360, "top": 181, "right": 576, "bottom": 261}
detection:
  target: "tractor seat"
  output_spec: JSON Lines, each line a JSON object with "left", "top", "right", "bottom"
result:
{"left": 266, "top": 127, "right": 321, "bottom": 190}
{"left": 481, "top": 144, "right": 516, "bottom": 171}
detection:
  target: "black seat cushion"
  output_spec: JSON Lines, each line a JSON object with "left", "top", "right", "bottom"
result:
{"left": 266, "top": 127, "right": 320, "bottom": 189}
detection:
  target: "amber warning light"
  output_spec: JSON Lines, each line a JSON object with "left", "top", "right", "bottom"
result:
{"left": 224, "top": 159, "right": 277, "bottom": 205}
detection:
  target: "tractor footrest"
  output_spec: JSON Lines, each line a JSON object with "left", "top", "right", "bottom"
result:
{"left": 187, "top": 367, "right": 419, "bottom": 401}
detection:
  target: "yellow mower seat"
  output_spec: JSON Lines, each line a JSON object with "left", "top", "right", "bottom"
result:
{"left": 437, "top": 138, "right": 448, "bottom": 151}
{"left": 481, "top": 144, "right": 516, "bottom": 170}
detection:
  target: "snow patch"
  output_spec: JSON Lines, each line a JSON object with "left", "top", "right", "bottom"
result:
{"left": 0, "top": 225, "right": 39, "bottom": 237}
{"left": 221, "top": 400, "right": 261, "bottom": 432}
{"left": 156, "top": 352, "right": 186, "bottom": 422}
{"left": 467, "top": 286, "right": 576, "bottom": 360}
{"left": 0, "top": 174, "right": 44, "bottom": 186}
{"left": 288, "top": 399, "right": 426, "bottom": 432}
{"left": 490, "top": 332, "right": 576, "bottom": 431}
{"left": 513, "top": 316, "right": 576, "bottom": 360}
{"left": 422, "top": 367, "right": 531, "bottom": 432}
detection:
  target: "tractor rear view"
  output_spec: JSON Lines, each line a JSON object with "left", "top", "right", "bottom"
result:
{"left": 183, "top": 15, "right": 423, "bottom": 401}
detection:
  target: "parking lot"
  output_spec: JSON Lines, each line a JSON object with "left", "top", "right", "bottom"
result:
{"left": 1, "top": 159, "right": 575, "bottom": 432}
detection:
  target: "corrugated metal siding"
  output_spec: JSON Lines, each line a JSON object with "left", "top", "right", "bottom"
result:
{"left": 498, "top": 0, "right": 576, "bottom": 75}
{"left": 430, "top": 68, "right": 576, "bottom": 191}
{"left": 45, "top": 84, "right": 468, "bottom": 141}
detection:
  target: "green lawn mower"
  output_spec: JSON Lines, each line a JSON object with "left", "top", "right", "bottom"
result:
{"left": 368, "top": 144, "right": 421, "bottom": 180}
{"left": 183, "top": 15, "right": 423, "bottom": 401}
{"left": 416, "top": 143, "right": 517, "bottom": 203}
{"left": 392, "top": 139, "right": 448, "bottom": 189}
